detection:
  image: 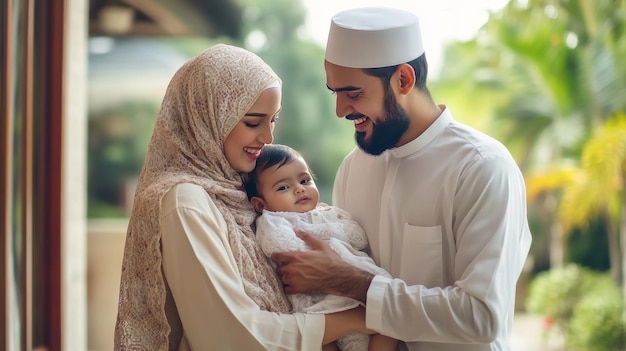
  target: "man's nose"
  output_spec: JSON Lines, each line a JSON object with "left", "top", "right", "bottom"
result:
{"left": 335, "top": 95, "right": 353, "bottom": 118}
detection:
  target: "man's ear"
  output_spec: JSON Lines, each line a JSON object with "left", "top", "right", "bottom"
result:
{"left": 250, "top": 196, "right": 266, "bottom": 213}
{"left": 397, "top": 63, "right": 416, "bottom": 94}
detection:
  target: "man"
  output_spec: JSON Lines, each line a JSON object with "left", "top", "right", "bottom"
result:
{"left": 272, "top": 7, "right": 532, "bottom": 351}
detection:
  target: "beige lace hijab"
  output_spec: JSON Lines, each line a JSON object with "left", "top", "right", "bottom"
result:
{"left": 114, "top": 44, "right": 290, "bottom": 351}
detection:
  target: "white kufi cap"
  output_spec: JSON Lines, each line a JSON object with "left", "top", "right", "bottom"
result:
{"left": 325, "top": 7, "right": 424, "bottom": 68}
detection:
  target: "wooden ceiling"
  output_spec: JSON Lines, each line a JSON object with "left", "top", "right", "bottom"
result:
{"left": 88, "top": 0, "right": 243, "bottom": 38}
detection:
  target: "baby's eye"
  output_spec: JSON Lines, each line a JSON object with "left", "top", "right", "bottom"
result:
{"left": 276, "top": 185, "right": 288, "bottom": 191}
{"left": 300, "top": 179, "right": 311, "bottom": 185}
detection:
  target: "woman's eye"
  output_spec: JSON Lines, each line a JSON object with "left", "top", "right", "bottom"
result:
{"left": 244, "top": 122, "right": 260, "bottom": 128}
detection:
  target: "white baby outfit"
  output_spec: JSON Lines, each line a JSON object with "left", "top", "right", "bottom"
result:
{"left": 255, "top": 203, "right": 391, "bottom": 350}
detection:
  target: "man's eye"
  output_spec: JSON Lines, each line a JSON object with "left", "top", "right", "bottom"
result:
{"left": 347, "top": 93, "right": 361, "bottom": 100}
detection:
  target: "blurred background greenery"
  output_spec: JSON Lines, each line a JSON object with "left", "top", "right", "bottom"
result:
{"left": 87, "top": 0, "right": 626, "bottom": 348}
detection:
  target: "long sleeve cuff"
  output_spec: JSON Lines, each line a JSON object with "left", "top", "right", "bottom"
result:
{"left": 295, "top": 313, "right": 325, "bottom": 351}
{"left": 365, "top": 274, "right": 392, "bottom": 332}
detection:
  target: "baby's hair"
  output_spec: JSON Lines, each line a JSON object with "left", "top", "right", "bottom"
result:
{"left": 245, "top": 144, "right": 312, "bottom": 200}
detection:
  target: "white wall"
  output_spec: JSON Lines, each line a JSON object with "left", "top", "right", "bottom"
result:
{"left": 64, "top": 0, "right": 88, "bottom": 349}
{"left": 87, "top": 219, "right": 128, "bottom": 351}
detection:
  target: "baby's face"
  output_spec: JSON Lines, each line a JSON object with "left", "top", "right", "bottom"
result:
{"left": 256, "top": 157, "right": 319, "bottom": 213}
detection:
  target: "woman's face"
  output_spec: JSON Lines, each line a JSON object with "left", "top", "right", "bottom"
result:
{"left": 224, "top": 87, "right": 281, "bottom": 173}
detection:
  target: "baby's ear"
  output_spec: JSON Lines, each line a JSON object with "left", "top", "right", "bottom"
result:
{"left": 250, "top": 196, "right": 266, "bottom": 213}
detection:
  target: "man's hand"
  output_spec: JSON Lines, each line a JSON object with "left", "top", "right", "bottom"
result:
{"left": 271, "top": 229, "right": 373, "bottom": 303}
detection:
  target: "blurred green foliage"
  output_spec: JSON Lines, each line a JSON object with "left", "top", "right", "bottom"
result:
{"left": 88, "top": 0, "right": 354, "bottom": 217}
{"left": 567, "top": 284, "right": 625, "bottom": 351}
{"left": 88, "top": 101, "right": 158, "bottom": 217}
{"left": 435, "top": 0, "right": 626, "bottom": 288}
{"left": 566, "top": 217, "right": 610, "bottom": 271}
{"left": 526, "top": 264, "right": 625, "bottom": 350}
{"left": 87, "top": 0, "right": 626, "bottom": 301}
{"left": 526, "top": 264, "right": 599, "bottom": 329}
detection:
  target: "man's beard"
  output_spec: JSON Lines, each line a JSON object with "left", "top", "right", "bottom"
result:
{"left": 355, "top": 88, "right": 410, "bottom": 156}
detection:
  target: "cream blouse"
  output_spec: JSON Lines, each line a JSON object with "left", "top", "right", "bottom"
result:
{"left": 161, "top": 183, "right": 325, "bottom": 350}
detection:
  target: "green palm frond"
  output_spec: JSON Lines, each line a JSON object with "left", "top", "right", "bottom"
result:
{"left": 559, "top": 113, "right": 626, "bottom": 230}
{"left": 526, "top": 166, "right": 579, "bottom": 203}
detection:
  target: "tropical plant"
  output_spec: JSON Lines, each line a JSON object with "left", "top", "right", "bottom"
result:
{"left": 567, "top": 280, "right": 625, "bottom": 351}
{"left": 436, "top": 0, "right": 626, "bottom": 272}
{"left": 559, "top": 114, "right": 626, "bottom": 283}
{"left": 526, "top": 263, "right": 599, "bottom": 331}
{"left": 526, "top": 263, "right": 625, "bottom": 350}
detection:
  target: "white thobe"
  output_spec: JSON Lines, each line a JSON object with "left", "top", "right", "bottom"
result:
{"left": 333, "top": 107, "right": 532, "bottom": 351}
{"left": 160, "top": 183, "right": 325, "bottom": 351}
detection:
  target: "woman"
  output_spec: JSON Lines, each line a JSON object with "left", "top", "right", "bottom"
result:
{"left": 114, "top": 44, "right": 367, "bottom": 351}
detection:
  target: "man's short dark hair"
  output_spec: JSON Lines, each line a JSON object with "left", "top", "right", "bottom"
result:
{"left": 363, "top": 54, "right": 429, "bottom": 94}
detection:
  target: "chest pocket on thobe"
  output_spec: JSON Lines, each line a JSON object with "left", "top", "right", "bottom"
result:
{"left": 399, "top": 224, "right": 443, "bottom": 287}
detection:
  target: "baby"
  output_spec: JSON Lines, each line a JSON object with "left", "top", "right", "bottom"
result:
{"left": 246, "top": 144, "right": 397, "bottom": 351}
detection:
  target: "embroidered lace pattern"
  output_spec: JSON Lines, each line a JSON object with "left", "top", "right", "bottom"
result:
{"left": 114, "top": 44, "right": 290, "bottom": 351}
